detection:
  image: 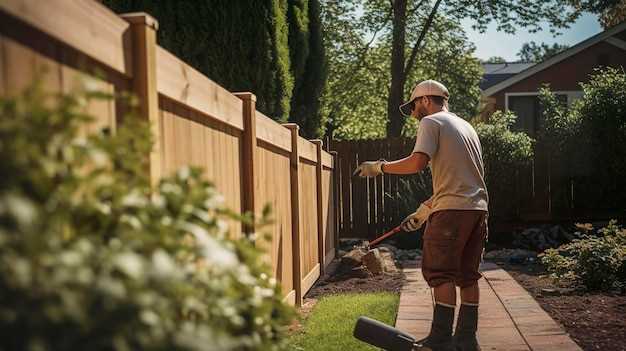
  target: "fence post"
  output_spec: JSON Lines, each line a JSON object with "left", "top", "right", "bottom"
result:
{"left": 283, "top": 123, "right": 302, "bottom": 307}
{"left": 234, "top": 92, "right": 257, "bottom": 238}
{"left": 312, "top": 139, "right": 325, "bottom": 275}
{"left": 120, "top": 13, "right": 161, "bottom": 187}
{"left": 330, "top": 151, "right": 340, "bottom": 254}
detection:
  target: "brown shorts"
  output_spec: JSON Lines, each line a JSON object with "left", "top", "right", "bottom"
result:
{"left": 421, "top": 210, "right": 488, "bottom": 288}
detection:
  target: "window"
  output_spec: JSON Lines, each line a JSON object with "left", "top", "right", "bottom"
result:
{"left": 508, "top": 94, "right": 567, "bottom": 137}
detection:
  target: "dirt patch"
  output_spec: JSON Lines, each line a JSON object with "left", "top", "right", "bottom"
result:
{"left": 499, "top": 261, "right": 626, "bottom": 351}
{"left": 305, "top": 267, "right": 407, "bottom": 299}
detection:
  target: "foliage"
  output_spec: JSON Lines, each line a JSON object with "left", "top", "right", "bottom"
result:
{"left": 104, "top": 0, "right": 326, "bottom": 133}
{"left": 321, "top": 3, "right": 483, "bottom": 140}
{"left": 0, "top": 82, "right": 294, "bottom": 350}
{"left": 286, "top": 292, "right": 399, "bottom": 350}
{"left": 568, "top": 0, "right": 626, "bottom": 28}
{"left": 288, "top": 0, "right": 328, "bottom": 138}
{"left": 538, "top": 67, "right": 626, "bottom": 209}
{"left": 541, "top": 220, "right": 626, "bottom": 291}
{"left": 473, "top": 111, "right": 535, "bottom": 219}
{"left": 484, "top": 56, "right": 507, "bottom": 63}
{"left": 517, "top": 41, "right": 570, "bottom": 62}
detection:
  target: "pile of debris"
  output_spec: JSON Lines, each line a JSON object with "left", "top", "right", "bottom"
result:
{"left": 336, "top": 246, "right": 398, "bottom": 278}
{"left": 335, "top": 240, "right": 403, "bottom": 278}
{"left": 512, "top": 225, "right": 576, "bottom": 251}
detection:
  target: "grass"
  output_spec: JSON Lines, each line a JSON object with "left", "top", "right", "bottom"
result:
{"left": 286, "top": 292, "right": 400, "bottom": 350}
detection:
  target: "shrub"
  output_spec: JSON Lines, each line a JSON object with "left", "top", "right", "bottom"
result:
{"left": 538, "top": 67, "right": 626, "bottom": 210}
{"left": 0, "top": 81, "right": 294, "bottom": 350}
{"left": 541, "top": 220, "right": 626, "bottom": 292}
{"left": 473, "top": 111, "right": 535, "bottom": 220}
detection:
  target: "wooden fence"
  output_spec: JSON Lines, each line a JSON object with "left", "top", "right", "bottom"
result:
{"left": 0, "top": 0, "right": 337, "bottom": 307}
{"left": 330, "top": 138, "right": 625, "bottom": 239}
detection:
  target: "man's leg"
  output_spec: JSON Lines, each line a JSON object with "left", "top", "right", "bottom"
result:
{"left": 454, "top": 212, "right": 488, "bottom": 351}
{"left": 433, "top": 282, "right": 456, "bottom": 306}
{"left": 418, "top": 211, "right": 460, "bottom": 350}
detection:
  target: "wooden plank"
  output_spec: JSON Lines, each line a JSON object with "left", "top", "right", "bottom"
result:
{"left": 156, "top": 46, "right": 243, "bottom": 130}
{"left": 3, "top": 36, "right": 36, "bottom": 95}
{"left": 312, "top": 140, "right": 325, "bottom": 275}
{"left": 374, "top": 139, "right": 388, "bottom": 235}
{"left": 282, "top": 290, "right": 296, "bottom": 306}
{"left": 0, "top": 0, "right": 132, "bottom": 76}
{"left": 321, "top": 150, "right": 333, "bottom": 168}
{"left": 256, "top": 111, "right": 291, "bottom": 152}
{"left": 0, "top": 36, "right": 4, "bottom": 94}
{"left": 284, "top": 123, "right": 302, "bottom": 307}
{"left": 339, "top": 142, "right": 352, "bottom": 237}
{"left": 301, "top": 263, "right": 320, "bottom": 295}
{"left": 298, "top": 137, "right": 317, "bottom": 163}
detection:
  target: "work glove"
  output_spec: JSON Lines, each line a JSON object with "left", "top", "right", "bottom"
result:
{"left": 353, "top": 159, "right": 387, "bottom": 178}
{"left": 400, "top": 202, "right": 433, "bottom": 232}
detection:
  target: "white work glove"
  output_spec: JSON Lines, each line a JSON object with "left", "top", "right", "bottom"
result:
{"left": 400, "top": 202, "right": 433, "bottom": 232}
{"left": 353, "top": 159, "right": 387, "bottom": 178}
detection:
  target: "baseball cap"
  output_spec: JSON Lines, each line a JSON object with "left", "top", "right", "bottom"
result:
{"left": 399, "top": 80, "right": 450, "bottom": 116}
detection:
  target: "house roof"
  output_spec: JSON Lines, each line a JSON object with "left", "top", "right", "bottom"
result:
{"left": 483, "top": 21, "right": 626, "bottom": 97}
{"left": 480, "top": 62, "right": 535, "bottom": 90}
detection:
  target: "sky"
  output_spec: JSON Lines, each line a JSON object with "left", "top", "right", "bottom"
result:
{"left": 461, "top": 12, "right": 603, "bottom": 61}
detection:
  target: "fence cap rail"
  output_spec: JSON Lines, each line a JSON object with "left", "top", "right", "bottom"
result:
{"left": 0, "top": 0, "right": 134, "bottom": 76}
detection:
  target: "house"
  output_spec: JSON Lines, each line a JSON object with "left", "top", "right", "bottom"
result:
{"left": 480, "top": 62, "right": 534, "bottom": 91}
{"left": 480, "top": 22, "right": 626, "bottom": 222}
{"left": 481, "top": 21, "right": 626, "bottom": 137}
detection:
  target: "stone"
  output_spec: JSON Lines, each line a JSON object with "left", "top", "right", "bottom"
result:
{"left": 380, "top": 251, "right": 398, "bottom": 273}
{"left": 362, "top": 248, "right": 384, "bottom": 275}
{"left": 341, "top": 248, "right": 366, "bottom": 269}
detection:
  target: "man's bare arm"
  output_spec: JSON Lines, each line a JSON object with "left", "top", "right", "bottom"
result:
{"left": 381, "top": 152, "right": 429, "bottom": 175}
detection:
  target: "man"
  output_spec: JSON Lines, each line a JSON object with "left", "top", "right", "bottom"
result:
{"left": 353, "top": 80, "right": 488, "bottom": 351}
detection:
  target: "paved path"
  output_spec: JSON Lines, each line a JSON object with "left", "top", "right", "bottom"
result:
{"left": 396, "top": 261, "right": 582, "bottom": 351}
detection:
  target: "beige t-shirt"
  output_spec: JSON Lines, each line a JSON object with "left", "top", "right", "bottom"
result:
{"left": 413, "top": 111, "right": 488, "bottom": 213}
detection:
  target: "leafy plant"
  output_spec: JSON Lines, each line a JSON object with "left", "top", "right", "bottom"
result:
{"left": 538, "top": 67, "right": 626, "bottom": 210}
{"left": 541, "top": 220, "right": 626, "bottom": 292}
{"left": 0, "top": 80, "right": 294, "bottom": 350}
{"left": 473, "top": 111, "right": 534, "bottom": 220}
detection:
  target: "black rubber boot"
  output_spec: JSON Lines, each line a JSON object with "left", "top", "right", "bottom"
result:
{"left": 453, "top": 304, "right": 481, "bottom": 351}
{"left": 413, "top": 303, "right": 455, "bottom": 351}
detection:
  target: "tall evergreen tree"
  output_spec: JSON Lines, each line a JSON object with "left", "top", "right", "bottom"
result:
{"left": 287, "top": 0, "right": 327, "bottom": 138}
{"left": 104, "top": 0, "right": 294, "bottom": 123}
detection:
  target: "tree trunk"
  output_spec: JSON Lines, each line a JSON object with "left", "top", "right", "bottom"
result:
{"left": 386, "top": 0, "right": 408, "bottom": 137}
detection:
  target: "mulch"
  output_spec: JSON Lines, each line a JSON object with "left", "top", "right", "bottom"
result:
{"left": 500, "top": 261, "right": 626, "bottom": 351}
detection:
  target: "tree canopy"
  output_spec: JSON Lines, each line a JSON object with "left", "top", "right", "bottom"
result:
{"left": 517, "top": 41, "right": 570, "bottom": 62}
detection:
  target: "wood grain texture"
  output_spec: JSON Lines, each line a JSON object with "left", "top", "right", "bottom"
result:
{"left": 156, "top": 46, "right": 243, "bottom": 130}
{"left": 0, "top": 0, "right": 132, "bottom": 75}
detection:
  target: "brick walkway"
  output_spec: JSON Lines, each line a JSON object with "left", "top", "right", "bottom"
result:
{"left": 396, "top": 261, "right": 582, "bottom": 351}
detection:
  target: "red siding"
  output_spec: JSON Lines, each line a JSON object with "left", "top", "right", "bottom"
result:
{"left": 492, "top": 39, "right": 626, "bottom": 110}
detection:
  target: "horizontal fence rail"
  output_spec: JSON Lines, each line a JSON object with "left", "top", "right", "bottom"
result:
{"left": 0, "top": 0, "right": 337, "bottom": 307}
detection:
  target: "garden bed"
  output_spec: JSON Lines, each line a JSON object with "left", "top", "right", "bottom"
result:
{"left": 499, "top": 261, "right": 626, "bottom": 351}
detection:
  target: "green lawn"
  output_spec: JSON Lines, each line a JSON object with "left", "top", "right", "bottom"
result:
{"left": 286, "top": 292, "right": 400, "bottom": 350}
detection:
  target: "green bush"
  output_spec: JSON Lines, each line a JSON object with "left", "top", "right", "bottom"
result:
{"left": 541, "top": 220, "right": 626, "bottom": 292}
{"left": 473, "top": 111, "right": 535, "bottom": 220}
{"left": 0, "top": 82, "right": 294, "bottom": 350}
{"left": 538, "top": 67, "right": 626, "bottom": 210}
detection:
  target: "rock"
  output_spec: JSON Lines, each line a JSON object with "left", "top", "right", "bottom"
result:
{"left": 484, "top": 249, "right": 537, "bottom": 261}
{"left": 363, "top": 249, "right": 384, "bottom": 275}
{"left": 341, "top": 248, "right": 366, "bottom": 269}
{"left": 380, "top": 252, "right": 398, "bottom": 273}
{"left": 541, "top": 288, "right": 559, "bottom": 296}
